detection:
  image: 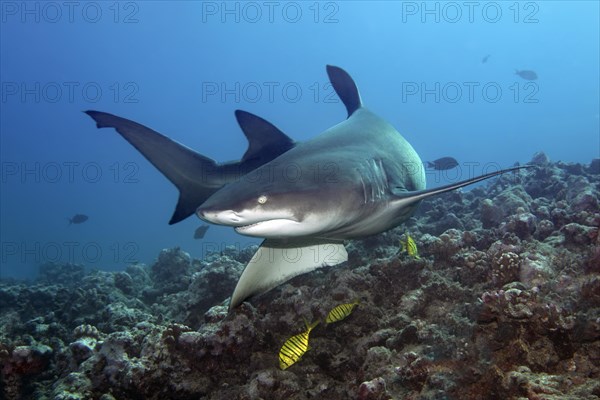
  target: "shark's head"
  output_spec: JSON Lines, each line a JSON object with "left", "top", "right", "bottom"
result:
{"left": 196, "top": 163, "right": 353, "bottom": 239}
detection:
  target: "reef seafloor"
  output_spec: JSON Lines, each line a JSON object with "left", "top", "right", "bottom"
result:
{"left": 1, "top": 153, "right": 599, "bottom": 400}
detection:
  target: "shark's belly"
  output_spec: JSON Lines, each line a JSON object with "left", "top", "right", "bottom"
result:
{"left": 319, "top": 198, "right": 422, "bottom": 240}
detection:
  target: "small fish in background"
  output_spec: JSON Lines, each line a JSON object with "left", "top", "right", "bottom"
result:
{"left": 400, "top": 234, "right": 420, "bottom": 259}
{"left": 193, "top": 224, "right": 210, "bottom": 239}
{"left": 515, "top": 69, "right": 538, "bottom": 80}
{"left": 325, "top": 299, "right": 360, "bottom": 324}
{"left": 279, "top": 320, "right": 319, "bottom": 370}
{"left": 481, "top": 54, "right": 491, "bottom": 63}
{"left": 67, "top": 214, "right": 88, "bottom": 225}
{"left": 425, "top": 157, "right": 458, "bottom": 170}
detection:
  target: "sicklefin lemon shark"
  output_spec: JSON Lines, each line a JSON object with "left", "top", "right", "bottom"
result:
{"left": 196, "top": 66, "right": 531, "bottom": 310}
{"left": 86, "top": 65, "right": 530, "bottom": 311}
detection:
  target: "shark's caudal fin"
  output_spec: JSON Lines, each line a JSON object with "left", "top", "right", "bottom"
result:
{"left": 229, "top": 238, "right": 348, "bottom": 310}
{"left": 327, "top": 65, "right": 362, "bottom": 118}
{"left": 85, "top": 111, "right": 218, "bottom": 224}
{"left": 85, "top": 110, "right": 294, "bottom": 224}
{"left": 392, "top": 165, "right": 533, "bottom": 206}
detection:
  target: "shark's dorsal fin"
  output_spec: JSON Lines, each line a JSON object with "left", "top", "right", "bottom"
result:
{"left": 235, "top": 110, "right": 295, "bottom": 163}
{"left": 229, "top": 238, "right": 348, "bottom": 310}
{"left": 326, "top": 65, "right": 362, "bottom": 118}
{"left": 85, "top": 111, "right": 219, "bottom": 225}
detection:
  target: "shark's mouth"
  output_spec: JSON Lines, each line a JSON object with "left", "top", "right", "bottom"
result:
{"left": 234, "top": 222, "right": 263, "bottom": 232}
{"left": 234, "top": 218, "right": 301, "bottom": 235}
{"left": 235, "top": 218, "right": 295, "bottom": 230}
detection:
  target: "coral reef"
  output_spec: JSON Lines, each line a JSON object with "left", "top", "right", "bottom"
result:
{"left": 0, "top": 154, "right": 598, "bottom": 399}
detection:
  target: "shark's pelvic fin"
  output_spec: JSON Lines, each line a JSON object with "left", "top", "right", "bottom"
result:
{"left": 235, "top": 110, "right": 295, "bottom": 163}
{"left": 326, "top": 65, "right": 362, "bottom": 118}
{"left": 392, "top": 165, "right": 534, "bottom": 206}
{"left": 229, "top": 238, "right": 348, "bottom": 310}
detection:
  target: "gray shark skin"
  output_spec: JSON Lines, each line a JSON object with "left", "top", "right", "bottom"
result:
{"left": 197, "top": 65, "right": 531, "bottom": 310}
{"left": 85, "top": 110, "right": 295, "bottom": 224}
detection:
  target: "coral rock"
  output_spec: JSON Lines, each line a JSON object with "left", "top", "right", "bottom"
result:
{"left": 530, "top": 151, "right": 550, "bottom": 166}
{"left": 501, "top": 212, "right": 537, "bottom": 239}
{"left": 113, "top": 272, "right": 134, "bottom": 295}
{"left": 69, "top": 337, "right": 98, "bottom": 363}
{"left": 73, "top": 324, "right": 100, "bottom": 339}
{"left": 490, "top": 252, "right": 521, "bottom": 287}
{"left": 480, "top": 198, "right": 504, "bottom": 228}
{"left": 561, "top": 223, "right": 598, "bottom": 245}
{"left": 357, "top": 377, "right": 389, "bottom": 400}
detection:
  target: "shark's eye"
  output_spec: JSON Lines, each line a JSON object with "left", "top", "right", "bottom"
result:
{"left": 257, "top": 195, "right": 268, "bottom": 205}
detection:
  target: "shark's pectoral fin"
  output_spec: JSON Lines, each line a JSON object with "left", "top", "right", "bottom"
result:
{"left": 229, "top": 238, "right": 348, "bottom": 310}
{"left": 391, "top": 165, "right": 534, "bottom": 206}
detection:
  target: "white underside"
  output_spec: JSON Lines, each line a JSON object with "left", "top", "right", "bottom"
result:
{"left": 229, "top": 238, "right": 348, "bottom": 309}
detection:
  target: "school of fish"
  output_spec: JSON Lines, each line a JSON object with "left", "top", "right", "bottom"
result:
{"left": 278, "top": 300, "right": 361, "bottom": 369}
{"left": 278, "top": 238, "right": 423, "bottom": 369}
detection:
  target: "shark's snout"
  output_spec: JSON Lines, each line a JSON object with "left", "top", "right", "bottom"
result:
{"left": 197, "top": 208, "right": 242, "bottom": 225}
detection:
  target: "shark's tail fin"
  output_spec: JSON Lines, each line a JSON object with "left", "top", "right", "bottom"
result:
{"left": 85, "top": 111, "right": 220, "bottom": 225}
{"left": 85, "top": 110, "right": 294, "bottom": 225}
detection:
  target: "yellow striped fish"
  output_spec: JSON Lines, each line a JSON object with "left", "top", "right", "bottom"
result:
{"left": 401, "top": 234, "right": 420, "bottom": 259}
{"left": 278, "top": 320, "right": 319, "bottom": 370}
{"left": 325, "top": 299, "right": 360, "bottom": 324}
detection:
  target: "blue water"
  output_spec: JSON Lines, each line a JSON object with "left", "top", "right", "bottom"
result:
{"left": 1, "top": 1, "right": 598, "bottom": 279}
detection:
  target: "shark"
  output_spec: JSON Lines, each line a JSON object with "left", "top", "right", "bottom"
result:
{"left": 196, "top": 65, "right": 531, "bottom": 309}
{"left": 85, "top": 109, "right": 295, "bottom": 224}
{"left": 86, "top": 65, "right": 530, "bottom": 311}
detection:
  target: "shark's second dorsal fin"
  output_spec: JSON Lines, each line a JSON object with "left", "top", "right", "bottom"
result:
{"left": 326, "top": 65, "right": 362, "bottom": 118}
{"left": 235, "top": 110, "right": 295, "bottom": 163}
